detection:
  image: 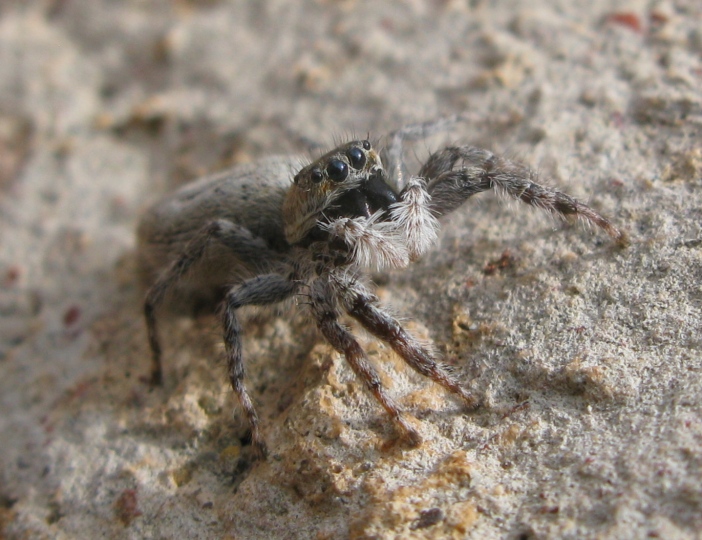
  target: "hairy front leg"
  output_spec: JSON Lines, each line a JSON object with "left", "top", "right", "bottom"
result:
{"left": 390, "top": 177, "right": 439, "bottom": 261}
{"left": 321, "top": 213, "right": 410, "bottom": 270}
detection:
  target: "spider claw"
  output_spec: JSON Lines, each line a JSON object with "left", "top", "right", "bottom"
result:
{"left": 140, "top": 366, "right": 163, "bottom": 387}
{"left": 149, "top": 370, "right": 163, "bottom": 387}
{"left": 459, "top": 391, "right": 481, "bottom": 411}
{"left": 402, "top": 426, "right": 423, "bottom": 449}
{"left": 251, "top": 438, "right": 269, "bottom": 460}
{"left": 393, "top": 415, "right": 423, "bottom": 448}
{"left": 614, "top": 228, "right": 630, "bottom": 248}
{"left": 381, "top": 424, "right": 423, "bottom": 452}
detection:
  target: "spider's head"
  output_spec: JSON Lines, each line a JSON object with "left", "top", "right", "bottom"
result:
{"left": 282, "top": 140, "right": 398, "bottom": 245}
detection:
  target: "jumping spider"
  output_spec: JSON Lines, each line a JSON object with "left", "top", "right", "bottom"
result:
{"left": 138, "top": 122, "right": 626, "bottom": 458}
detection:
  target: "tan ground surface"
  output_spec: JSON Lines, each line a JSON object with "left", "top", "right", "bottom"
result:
{"left": 1, "top": 1, "right": 701, "bottom": 538}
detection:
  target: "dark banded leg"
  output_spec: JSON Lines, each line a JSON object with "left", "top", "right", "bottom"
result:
{"left": 143, "top": 219, "right": 278, "bottom": 386}
{"left": 338, "top": 278, "right": 479, "bottom": 409}
{"left": 422, "top": 146, "right": 627, "bottom": 245}
{"left": 222, "top": 274, "right": 298, "bottom": 459}
{"left": 309, "top": 278, "right": 421, "bottom": 447}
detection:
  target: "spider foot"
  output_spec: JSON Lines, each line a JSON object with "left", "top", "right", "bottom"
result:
{"left": 381, "top": 417, "right": 423, "bottom": 452}
{"left": 251, "top": 439, "right": 269, "bottom": 461}
{"left": 149, "top": 366, "right": 163, "bottom": 387}
{"left": 139, "top": 365, "right": 163, "bottom": 387}
{"left": 456, "top": 388, "right": 481, "bottom": 411}
{"left": 395, "top": 416, "right": 423, "bottom": 448}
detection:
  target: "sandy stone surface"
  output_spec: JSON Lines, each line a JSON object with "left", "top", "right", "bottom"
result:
{"left": 1, "top": 1, "right": 701, "bottom": 538}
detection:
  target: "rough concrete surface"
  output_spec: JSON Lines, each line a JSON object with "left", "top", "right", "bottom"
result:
{"left": 0, "top": 0, "right": 701, "bottom": 538}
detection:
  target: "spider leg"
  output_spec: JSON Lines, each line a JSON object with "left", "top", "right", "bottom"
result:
{"left": 323, "top": 177, "right": 440, "bottom": 266}
{"left": 322, "top": 214, "right": 410, "bottom": 270}
{"left": 144, "top": 219, "right": 280, "bottom": 386}
{"left": 335, "top": 276, "right": 480, "bottom": 410}
{"left": 382, "top": 113, "right": 506, "bottom": 190}
{"left": 390, "top": 177, "right": 440, "bottom": 261}
{"left": 421, "top": 146, "right": 627, "bottom": 245}
{"left": 222, "top": 273, "right": 298, "bottom": 459}
{"left": 309, "top": 277, "right": 422, "bottom": 447}
{"left": 382, "top": 115, "right": 467, "bottom": 190}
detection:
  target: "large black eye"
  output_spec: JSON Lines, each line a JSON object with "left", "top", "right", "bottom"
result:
{"left": 310, "top": 169, "right": 323, "bottom": 183}
{"left": 346, "top": 147, "right": 366, "bottom": 169}
{"left": 362, "top": 140, "right": 371, "bottom": 150}
{"left": 326, "top": 159, "right": 348, "bottom": 182}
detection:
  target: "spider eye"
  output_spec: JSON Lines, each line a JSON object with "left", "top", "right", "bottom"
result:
{"left": 326, "top": 159, "right": 348, "bottom": 182}
{"left": 310, "top": 169, "right": 323, "bottom": 183}
{"left": 346, "top": 147, "right": 366, "bottom": 169}
{"left": 362, "top": 140, "right": 371, "bottom": 150}
{"left": 293, "top": 173, "right": 300, "bottom": 184}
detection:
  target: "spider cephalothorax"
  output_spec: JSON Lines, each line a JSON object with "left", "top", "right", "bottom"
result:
{"left": 138, "top": 123, "right": 626, "bottom": 458}
{"left": 283, "top": 140, "right": 389, "bottom": 243}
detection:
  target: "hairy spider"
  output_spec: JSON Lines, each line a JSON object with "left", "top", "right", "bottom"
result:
{"left": 138, "top": 122, "right": 626, "bottom": 458}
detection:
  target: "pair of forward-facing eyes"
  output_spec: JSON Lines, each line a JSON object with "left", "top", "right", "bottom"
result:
{"left": 293, "top": 140, "right": 373, "bottom": 185}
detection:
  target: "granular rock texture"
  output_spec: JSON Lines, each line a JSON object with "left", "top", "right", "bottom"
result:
{"left": 0, "top": 1, "right": 701, "bottom": 538}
